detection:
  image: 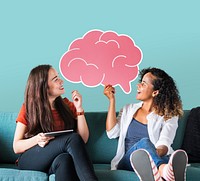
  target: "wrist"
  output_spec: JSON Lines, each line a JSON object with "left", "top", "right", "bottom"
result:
{"left": 109, "top": 97, "right": 115, "bottom": 104}
{"left": 77, "top": 110, "right": 84, "bottom": 116}
{"left": 76, "top": 107, "right": 84, "bottom": 112}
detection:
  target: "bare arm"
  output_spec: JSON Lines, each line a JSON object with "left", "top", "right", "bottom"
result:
{"left": 76, "top": 113, "right": 89, "bottom": 143}
{"left": 72, "top": 90, "right": 89, "bottom": 143}
{"left": 104, "top": 85, "right": 117, "bottom": 131}
{"left": 13, "top": 122, "right": 54, "bottom": 154}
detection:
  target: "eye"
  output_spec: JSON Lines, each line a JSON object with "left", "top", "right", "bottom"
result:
{"left": 141, "top": 82, "right": 148, "bottom": 87}
{"left": 52, "top": 77, "right": 59, "bottom": 82}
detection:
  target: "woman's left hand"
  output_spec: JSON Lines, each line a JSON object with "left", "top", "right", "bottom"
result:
{"left": 72, "top": 90, "right": 83, "bottom": 111}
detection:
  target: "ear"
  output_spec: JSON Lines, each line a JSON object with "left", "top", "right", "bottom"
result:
{"left": 152, "top": 90, "right": 159, "bottom": 97}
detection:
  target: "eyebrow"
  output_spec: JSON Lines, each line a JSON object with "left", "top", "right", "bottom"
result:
{"left": 51, "top": 75, "right": 58, "bottom": 81}
{"left": 142, "top": 80, "right": 151, "bottom": 85}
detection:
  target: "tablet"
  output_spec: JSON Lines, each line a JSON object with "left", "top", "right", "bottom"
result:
{"left": 44, "top": 129, "right": 73, "bottom": 137}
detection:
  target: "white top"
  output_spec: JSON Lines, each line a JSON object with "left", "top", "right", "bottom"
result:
{"left": 106, "top": 102, "right": 178, "bottom": 170}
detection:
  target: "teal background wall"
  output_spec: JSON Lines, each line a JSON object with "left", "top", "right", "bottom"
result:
{"left": 0, "top": 0, "right": 199, "bottom": 113}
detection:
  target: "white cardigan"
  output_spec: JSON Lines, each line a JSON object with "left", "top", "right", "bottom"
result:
{"left": 106, "top": 102, "right": 178, "bottom": 170}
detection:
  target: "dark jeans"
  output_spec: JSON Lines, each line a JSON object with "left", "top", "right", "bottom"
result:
{"left": 18, "top": 132, "right": 98, "bottom": 181}
{"left": 117, "top": 138, "right": 169, "bottom": 171}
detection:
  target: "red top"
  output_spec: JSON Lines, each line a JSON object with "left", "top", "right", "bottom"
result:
{"left": 16, "top": 98, "right": 77, "bottom": 131}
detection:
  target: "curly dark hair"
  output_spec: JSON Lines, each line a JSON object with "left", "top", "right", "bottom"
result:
{"left": 139, "top": 67, "right": 183, "bottom": 120}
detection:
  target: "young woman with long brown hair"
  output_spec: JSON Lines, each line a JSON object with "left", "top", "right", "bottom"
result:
{"left": 13, "top": 64, "right": 98, "bottom": 181}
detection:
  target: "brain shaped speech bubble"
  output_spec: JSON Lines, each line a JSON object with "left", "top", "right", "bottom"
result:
{"left": 59, "top": 29, "right": 143, "bottom": 94}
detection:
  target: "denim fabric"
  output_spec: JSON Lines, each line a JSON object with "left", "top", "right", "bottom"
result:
{"left": 117, "top": 138, "right": 169, "bottom": 171}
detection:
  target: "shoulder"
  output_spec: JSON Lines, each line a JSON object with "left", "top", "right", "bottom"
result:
{"left": 148, "top": 112, "right": 178, "bottom": 124}
{"left": 63, "top": 97, "right": 73, "bottom": 107}
{"left": 119, "top": 102, "right": 142, "bottom": 117}
{"left": 63, "top": 97, "right": 70, "bottom": 103}
{"left": 63, "top": 97, "right": 77, "bottom": 116}
{"left": 122, "top": 102, "right": 143, "bottom": 112}
{"left": 16, "top": 104, "right": 27, "bottom": 126}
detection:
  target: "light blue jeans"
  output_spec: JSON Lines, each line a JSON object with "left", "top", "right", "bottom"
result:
{"left": 117, "top": 137, "right": 169, "bottom": 171}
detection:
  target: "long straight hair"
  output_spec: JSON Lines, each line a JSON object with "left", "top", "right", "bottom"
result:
{"left": 24, "top": 64, "right": 76, "bottom": 138}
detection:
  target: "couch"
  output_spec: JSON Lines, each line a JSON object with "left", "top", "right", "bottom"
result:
{"left": 0, "top": 111, "right": 200, "bottom": 181}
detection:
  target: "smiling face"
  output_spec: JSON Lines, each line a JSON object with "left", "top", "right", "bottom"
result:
{"left": 47, "top": 68, "right": 65, "bottom": 102}
{"left": 136, "top": 72, "right": 159, "bottom": 102}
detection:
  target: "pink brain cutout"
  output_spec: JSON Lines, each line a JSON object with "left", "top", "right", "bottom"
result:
{"left": 59, "top": 30, "right": 143, "bottom": 94}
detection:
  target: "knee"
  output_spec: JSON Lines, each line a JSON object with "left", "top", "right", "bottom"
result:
{"left": 54, "top": 153, "right": 72, "bottom": 165}
{"left": 50, "top": 153, "right": 73, "bottom": 173}
{"left": 138, "top": 138, "right": 154, "bottom": 148}
{"left": 140, "top": 137, "right": 151, "bottom": 144}
{"left": 69, "top": 132, "right": 84, "bottom": 144}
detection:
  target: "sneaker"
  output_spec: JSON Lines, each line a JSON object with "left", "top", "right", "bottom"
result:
{"left": 130, "top": 149, "right": 162, "bottom": 181}
{"left": 162, "top": 149, "right": 188, "bottom": 181}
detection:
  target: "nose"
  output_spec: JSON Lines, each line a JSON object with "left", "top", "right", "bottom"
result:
{"left": 137, "top": 83, "right": 141, "bottom": 88}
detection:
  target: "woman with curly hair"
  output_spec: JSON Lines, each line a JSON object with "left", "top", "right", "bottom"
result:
{"left": 104, "top": 67, "right": 188, "bottom": 181}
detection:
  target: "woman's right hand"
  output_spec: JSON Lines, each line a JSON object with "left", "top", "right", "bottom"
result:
{"left": 104, "top": 84, "right": 115, "bottom": 100}
{"left": 37, "top": 133, "right": 55, "bottom": 147}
